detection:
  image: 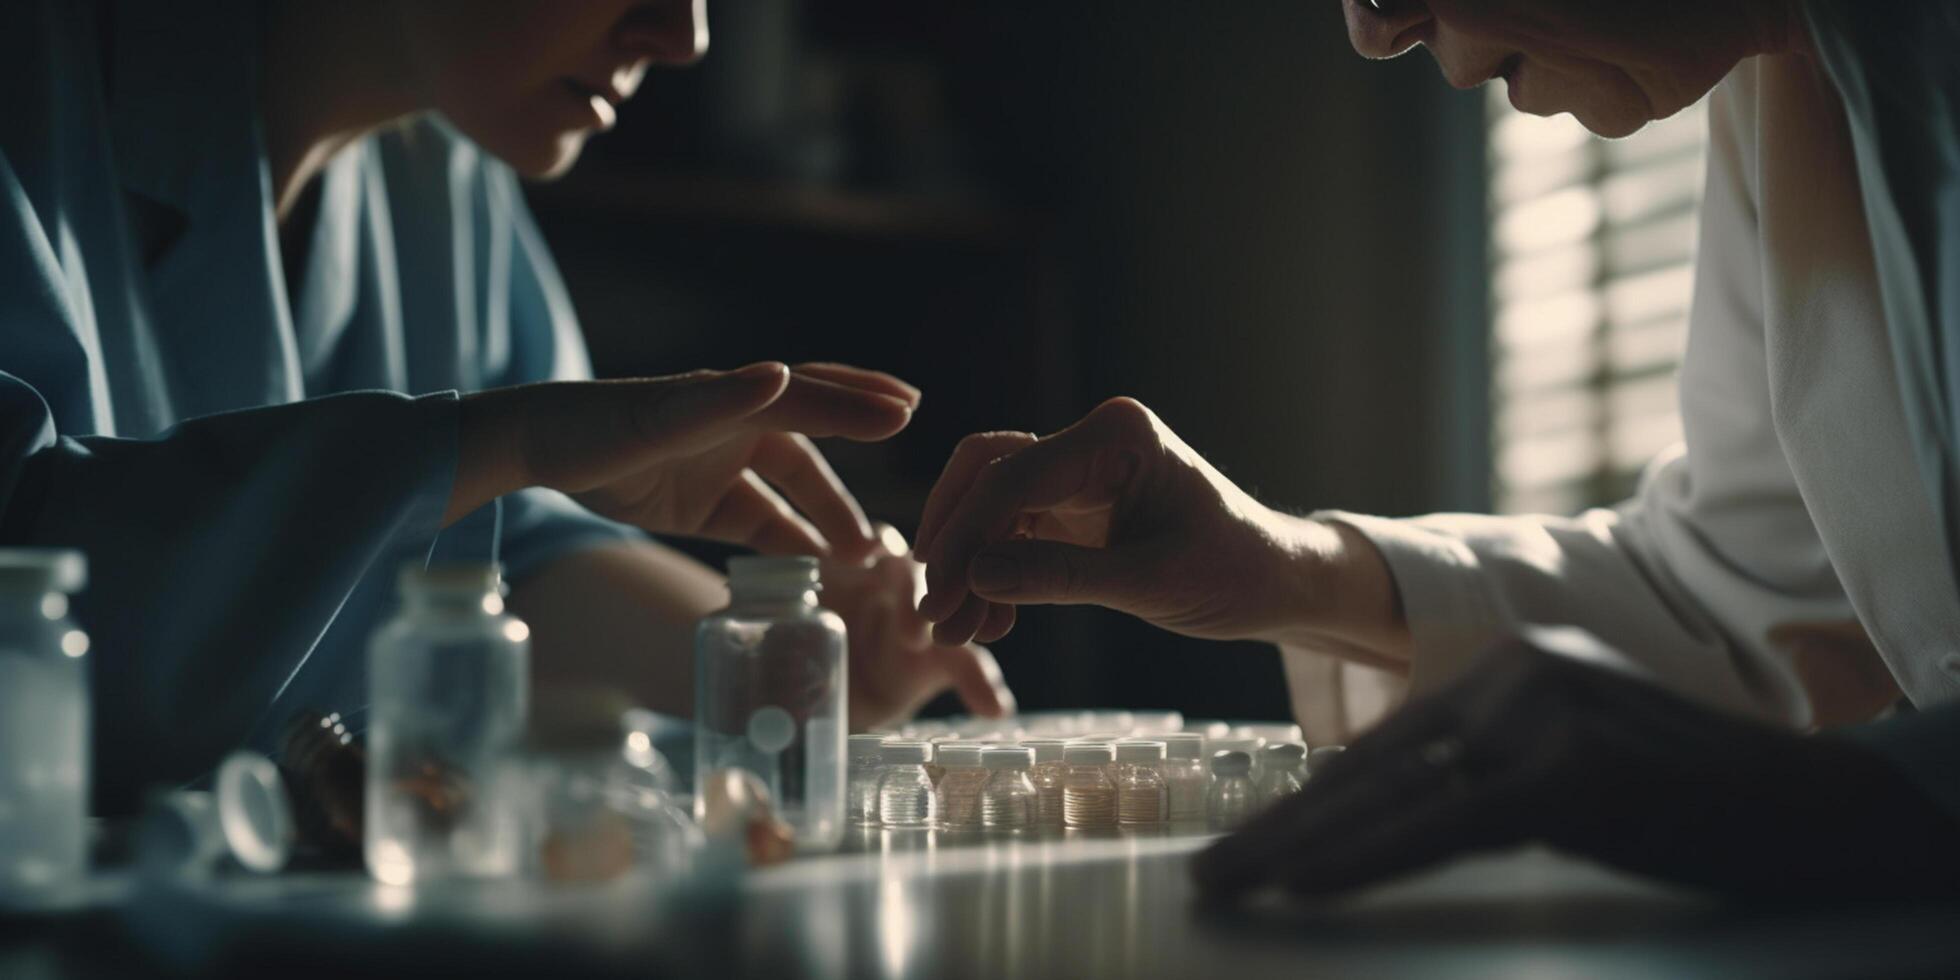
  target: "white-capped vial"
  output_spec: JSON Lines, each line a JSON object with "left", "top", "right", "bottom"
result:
{"left": 847, "top": 734, "right": 889, "bottom": 826}
{"left": 0, "top": 550, "right": 88, "bottom": 898}
{"left": 876, "top": 741, "right": 937, "bottom": 828}
{"left": 1113, "top": 740, "right": 1167, "bottom": 826}
{"left": 1061, "top": 742, "right": 1117, "bottom": 829}
{"left": 935, "top": 743, "right": 989, "bottom": 830}
{"left": 367, "top": 563, "right": 528, "bottom": 886}
{"left": 1021, "top": 739, "right": 1067, "bottom": 828}
{"left": 1159, "top": 733, "right": 1210, "bottom": 824}
{"left": 980, "top": 747, "right": 1036, "bottom": 829}
{"left": 1306, "top": 745, "right": 1345, "bottom": 779}
{"left": 1257, "top": 743, "right": 1306, "bottom": 808}
{"left": 694, "top": 557, "right": 847, "bottom": 853}
{"left": 1207, "top": 750, "right": 1256, "bottom": 831}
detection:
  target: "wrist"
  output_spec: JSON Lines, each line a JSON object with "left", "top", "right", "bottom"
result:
{"left": 1251, "top": 511, "right": 1411, "bottom": 668}
{"left": 448, "top": 389, "right": 529, "bottom": 525}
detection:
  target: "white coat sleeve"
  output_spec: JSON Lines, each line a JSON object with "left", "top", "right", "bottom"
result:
{"left": 1282, "top": 66, "right": 1852, "bottom": 732}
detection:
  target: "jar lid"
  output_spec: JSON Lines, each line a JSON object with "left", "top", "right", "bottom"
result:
{"left": 981, "top": 747, "right": 1033, "bottom": 770}
{"left": 1063, "top": 742, "right": 1114, "bottom": 765}
{"left": 882, "top": 740, "right": 932, "bottom": 764}
{"left": 0, "top": 549, "right": 86, "bottom": 593}
{"left": 936, "top": 743, "right": 985, "bottom": 768}
{"left": 399, "top": 561, "right": 502, "bottom": 597}
{"left": 1210, "top": 749, "right": 1252, "bottom": 776}
{"left": 1018, "top": 738, "right": 1065, "bottom": 763}
{"left": 1160, "top": 733, "right": 1205, "bottom": 760}
{"left": 1115, "top": 740, "right": 1165, "bottom": 762}
{"left": 849, "top": 734, "right": 889, "bottom": 759}
{"left": 216, "top": 751, "right": 292, "bottom": 874}
{"left": 727, "top": 556, "right": 820, "bottom": 591}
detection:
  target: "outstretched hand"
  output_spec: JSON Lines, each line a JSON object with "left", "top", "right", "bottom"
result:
{"left": 1193, "top": 635, "right": 1960, "bottom": 903}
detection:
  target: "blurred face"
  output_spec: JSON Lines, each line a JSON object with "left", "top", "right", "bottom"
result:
{"left": 1339, "top": 0, "right": 1788, "bottom": 137}
{"left": 400, "top": 0, "right": 708, "bottom": 178}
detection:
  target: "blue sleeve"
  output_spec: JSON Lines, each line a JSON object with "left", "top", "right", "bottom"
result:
{"left": 479, "top": 158, "right": 636, "bottom": 583}
{"left": 1843, "top": 705, "right": 1960, "bottom": 820}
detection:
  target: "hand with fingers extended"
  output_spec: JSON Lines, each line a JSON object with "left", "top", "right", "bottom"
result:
{"left": 454, "top": 362, "right": 917, "bottom": 560}
{"left": 822, "top": 524, "right": 1017, "bottom": 730}
{"left": 915, "top": 397, "right": 1408, "bottom": 660}
{"left": 1192, "top": 634, "right": 1960, "bottom": 903}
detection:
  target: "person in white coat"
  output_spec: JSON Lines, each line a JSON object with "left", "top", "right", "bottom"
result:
{"left": 917, "top": 0, "right": 1960, "bottom": 899}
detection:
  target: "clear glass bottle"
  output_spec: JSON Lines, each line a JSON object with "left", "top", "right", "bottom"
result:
{"left": 694, "top": 557, "right": 847, "bottom": 853}
{"left": 1021, "top": 738, "right": 1066, "bottom": 829}
{"left": 876, "top": 740, "right": 937, "bottom": 828}
{"left": 0, "top": 550, "right": 89, "bottom": 899}
{"left": 366, "top": 563, "right": 529, "bottom": 885}
{"left": 517, "top": 691, "right": 699, "bottom": 885}
{"left": 1257, "top": 742, "right": 1306, "bottom": 808}
{"left": 1159, "top": 733, "right": 1210, "bottom": 825}
{"left": 1210, "top": 735, "right": 1265, "bottom": 786}
{"left": 1113, "top": 740, "right": 1167, "bottom": 826}
{"left": 979, "top": 747, "right": 1036, "bottom": 829}
{"left": 934, "top": 743, "right": 989, "bottom": 831}
{"left": 846, "top": 734, "right": 889, "bottom": 826}
{"left": 1061, "top": 742, "right": 1116, "bottom": 829}
{"left": 1208, "top": 750, "right": 1256, "bottom": 831}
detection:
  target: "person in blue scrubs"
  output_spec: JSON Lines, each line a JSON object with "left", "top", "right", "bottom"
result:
{"left": 1, "top": 0, "right": 1011, "bottom": 815}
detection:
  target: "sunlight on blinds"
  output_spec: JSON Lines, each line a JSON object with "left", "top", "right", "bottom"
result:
{"left": 1488, "top": 90, "right": 1708, "bottom": 515}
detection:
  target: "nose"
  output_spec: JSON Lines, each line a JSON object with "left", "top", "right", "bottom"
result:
{"left": 1342, "top": 0, "right": 1432, "bottom": 60}
{"left": 616, "top": 0, "right": 709, "bottom": 67}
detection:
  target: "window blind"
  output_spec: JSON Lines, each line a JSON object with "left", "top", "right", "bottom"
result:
{"left": 1487, "top": 91, "right": 1708, "bottom": 515}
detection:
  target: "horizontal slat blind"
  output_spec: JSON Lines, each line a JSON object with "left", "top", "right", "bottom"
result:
{"left": 1488, "top": 90, "right": 1707, "bottom": 515}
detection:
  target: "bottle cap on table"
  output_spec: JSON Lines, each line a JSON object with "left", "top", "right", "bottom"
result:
{"left": 1064, "top": 742, "right": 1115, "bottom": 765}
{"left": 982, "top": 747, "right": 1033, "bottom": 770}
{"left": 1211, "top": 749, "right": 1252, "bottom": 777}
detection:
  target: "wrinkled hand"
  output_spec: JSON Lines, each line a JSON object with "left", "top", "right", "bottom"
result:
{"left": 458, "top": 362, "right": 917, "bottom": 561}
{"left": 916, "top": 397, "right": 1369, "bottom": 650}
{"left": 824, "top": 524, "right": 1015, "bottom": 729}
{"left": 1193, "top": 635, "right": 1960, "bottom": 903}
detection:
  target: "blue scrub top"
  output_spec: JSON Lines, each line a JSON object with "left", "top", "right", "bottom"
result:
{"left": 2, "top": 0, "right": 631, "bottom": 811}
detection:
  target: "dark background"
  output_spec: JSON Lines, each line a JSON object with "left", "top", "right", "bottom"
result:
{"left": 524, "top": 0, "right": 1491, "bottom": 722}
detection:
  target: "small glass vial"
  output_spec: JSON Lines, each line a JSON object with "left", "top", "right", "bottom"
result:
{"left": 979, "top": 747, "right": 1036, "bottom": 829}
{"left": 1113, "top": 740, "right": 1167, "bottom": 826}
{"left": 0, "top": 550, "right": 89, "bottom": 899}
{"left": 694, "top": 557, "right": 847, "bottom": 853}
{"left": 847, "top": 734, "right": 889, "bottom": 826}
{"left": 1257, "top": 742, "right": 1307, "bottom": 808}
{"left": 1210, "top": 736, "right": 1265, "bottom": 786}
{"left": 1061, "top": 742, "right": 1116, "bottom": 829}
{"left": 1159, "top": 733, "right": 1210, "bottom": 824}
{"left": 366, "top": 563, "right": 529, "bottom": 885}
{"left": 934, "top": 743, "right": 989, "bottom": 831}
{"left": 876, "top": 740, "right": 938, "bottom": 828}
{"left": 1021, "top": 739, "right": 1067, "bottom": 829}
{"left": 1208, "top": 750, "right": 1256, "bottom": 831}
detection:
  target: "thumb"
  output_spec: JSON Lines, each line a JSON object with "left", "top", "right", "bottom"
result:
{"left": 966, "top": 539, "right": 1135, "bottom": 608}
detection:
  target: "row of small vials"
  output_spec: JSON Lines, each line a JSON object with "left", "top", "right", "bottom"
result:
{"left": 847, "top": 725, "right": 1344, "bottom": 833}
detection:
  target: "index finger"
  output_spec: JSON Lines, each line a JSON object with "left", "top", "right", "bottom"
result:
{"left": 749, "top": 372, "right": 915, "bottom": 442}
{"left": 915, "top": 431, "right": 1037, "bottom": 556}
{"left": 792, "top": 363, "right": 923, "bottom": 408}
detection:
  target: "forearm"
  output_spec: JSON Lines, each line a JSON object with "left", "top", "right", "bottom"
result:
{"left": 1248, "top": 512, "right": 1413, "bottom": 673}
{"left": 507, "top": 539, "right": 728, "bottom": 718}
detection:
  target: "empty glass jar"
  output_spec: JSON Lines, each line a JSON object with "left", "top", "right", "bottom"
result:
{"left": 979, "top": 747, "right": 1036, "bottom": 829}
{"left": 1208, "top": 750, "right": 1256, "bottom": 831}
{"left": 1158, "top": 733, "right": 1210, "bottom": 824}
{"left": 847, "top": 734, "right": 889, "bottom": 826}
{"left": 1021, "top": 738, "right": 1067, "bottom": 829}
{"left": 877, "top": 740, "right": 937, "bottom": 828}
{"left": 934, "top": 743, "right": 989, "bottom": 831}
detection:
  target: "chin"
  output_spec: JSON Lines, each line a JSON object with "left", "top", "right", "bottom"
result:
{"left": 477, "top": 130, "right": 590, "bottom": 181}
{"left": 1569, "top": 99, "right": 1653, "bottom": 140}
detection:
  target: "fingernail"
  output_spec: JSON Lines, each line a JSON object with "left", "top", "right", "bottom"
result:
{"left": 971, "top": 553, "right": 1020, "bottom": 594}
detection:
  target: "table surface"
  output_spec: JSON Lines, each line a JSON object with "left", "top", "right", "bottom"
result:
{"left": 9, "top": 826, "right": 1960, "bottom": 979}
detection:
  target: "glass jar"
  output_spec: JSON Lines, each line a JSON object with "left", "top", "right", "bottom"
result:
{"left": 1207, "top": 750, "right": 1256, "bottom": 831}
{"left": 694, "top": 557, "right": 847, "bottom": 853}
{"left": 366, "top": 563, "right": 529, "bottom": 885}
{"left": 1113, "top": 740, "right": 1167, "bottom": 826}
{"left": 934, "top": 743, "right": 989, "bottom": 831}
{"left": 846, "top": 734, "right": 889, "bottom": 826}
{"left": 1020, "top": 738, "right": 1067, "bottom": 829}
{"left": 876, "top": 740, "right": 937, "bottom": 828}
{"left": 979, "top": 747, "right": 1036, "bottom": 829}
{"left": 1257, "top": 742, "right": 1306, "bottom": 808}
{"left": 518, "top": 690, "right": 698, "bottom": 885}
{"left": 1061, "top": 742, "right": 1116, "bottom": 829}
{"left": 0, "top": 550, "right": 89, "bottom": 899}
{"left": 1158, "top": 733, "right": 1210, "bottom": 824}
{"left": 365, "top": 564, "right": 528, "bottom": 884}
